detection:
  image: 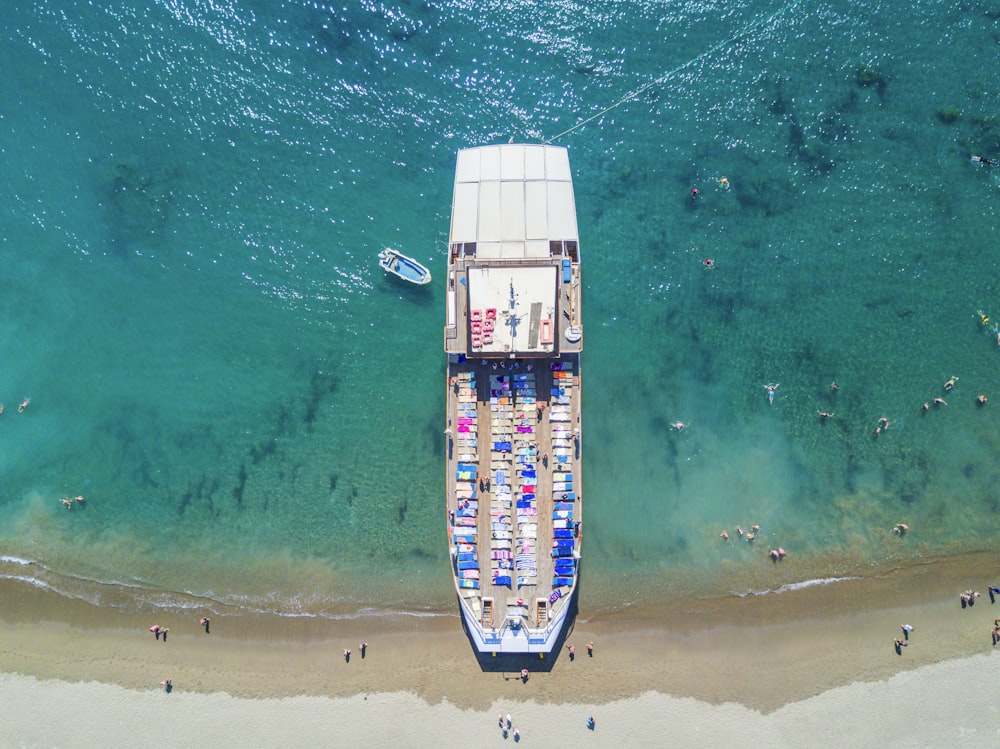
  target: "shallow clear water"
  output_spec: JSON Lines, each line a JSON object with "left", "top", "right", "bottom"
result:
{"left": 2, "top": 0, "right": 1000, "bottom": 618}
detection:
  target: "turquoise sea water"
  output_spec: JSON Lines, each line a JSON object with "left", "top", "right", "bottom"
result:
{"left": 2, "top": 0, "right": 1000, "bottom": 619}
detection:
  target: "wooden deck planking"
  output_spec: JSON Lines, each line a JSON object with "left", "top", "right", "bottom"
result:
{"left": 447, "top": 358, "right": 581, "bottom": 631}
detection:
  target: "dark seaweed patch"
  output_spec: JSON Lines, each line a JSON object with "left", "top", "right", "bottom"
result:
{"left": 233, "top": 462, "right": 248, "bottom": 507}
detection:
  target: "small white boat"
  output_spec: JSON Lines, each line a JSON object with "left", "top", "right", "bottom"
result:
{"left": 378, "top": 248, "right": 432, "bottom": 285}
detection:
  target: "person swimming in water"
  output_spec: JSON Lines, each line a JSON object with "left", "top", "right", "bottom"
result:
{"left": 972, "top": 155, "right": 996, "bottom": 166}
{"left": 764, "top": 383, "right": 779, "bottom": 404}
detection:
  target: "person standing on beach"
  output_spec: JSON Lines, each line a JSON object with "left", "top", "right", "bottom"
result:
{"left": 587, "top": 641, "right": 594, "bottom": 657}
{"left": 150, "top": 625, "right": 160, "bottom": 640}
{"left": 567, "top": 644, "right": 575, "bottom": 660}
{"left": 200, "top": 617, "right": 210, "bottom": 633}
{"left": 360, "top": 642, "right": 367, "bottom": 658}
{"left": 901, "top": 624, "right": 913, "bottom": 641}
{"left": 343, "top": 648, "right": 351, "bottom": 662}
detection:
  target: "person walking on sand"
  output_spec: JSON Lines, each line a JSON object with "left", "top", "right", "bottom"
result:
{"left": 200, "top": 617, "right": 210, "bottom": 633}
{"left": 567, "top": 644, "right": 575, "bottom": 660}
{"left": 343, "top": 648, "right": 351, "bottom": 662}
{"left": 989, "top": 586, "right": 1000, "bottom": 604}
{"left": 498, "top": 713, "right": 504, "bottom": 729}
{"left": 150, "top": 625, "right": 160, "bottom": 640}
{"left": 160, "top": 627, "right": 169, "bottom": 641}
{"left": 587, "top": 641, "right": 594, "bottom": 657}
{"left": 901, "top": 624, "right": 913, "bottom": 640}
{"left": 587, "top": 715, "right": 596, "bottom": 730}
{"left": 506, "top": 713, "right": 512, "bottom": 729}
{"left": 360, "top": 642, "right": 367, "bottom": 658}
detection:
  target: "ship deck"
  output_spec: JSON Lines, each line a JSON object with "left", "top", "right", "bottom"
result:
{"left": 446, "top": 354, "right": 581, "bottom": 645}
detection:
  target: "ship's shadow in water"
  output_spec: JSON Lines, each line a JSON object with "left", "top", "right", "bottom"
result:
{"left": 465, "top": 573, "right": 581, "bottom": 674}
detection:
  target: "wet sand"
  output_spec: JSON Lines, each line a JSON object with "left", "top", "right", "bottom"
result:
{"left": 2, "top": 550, "right": 999, "bottom": 745}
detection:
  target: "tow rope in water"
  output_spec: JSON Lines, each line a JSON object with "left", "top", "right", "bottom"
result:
{"left": 542, "top": 0, "right": 800, "bottom": 145}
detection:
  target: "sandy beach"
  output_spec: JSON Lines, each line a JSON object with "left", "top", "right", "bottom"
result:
{"left": 3, "top": 550, "right": 1000, "bottom": 746}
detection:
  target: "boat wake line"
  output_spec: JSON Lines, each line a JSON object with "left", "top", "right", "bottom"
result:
{"left": 542, "top": 0, "right": 803, "bottom": 145}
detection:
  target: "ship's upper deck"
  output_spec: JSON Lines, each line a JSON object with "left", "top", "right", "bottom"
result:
{"left": 444, "top": 144, "right": 582, "bottom": 358}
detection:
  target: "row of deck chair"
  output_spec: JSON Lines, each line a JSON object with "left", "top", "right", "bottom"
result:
{"left": 490, "top": 374, "right": 515, "bottom": 588}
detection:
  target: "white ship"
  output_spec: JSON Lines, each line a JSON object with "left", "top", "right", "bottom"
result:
{"left": 444, "top": 144, "right": 583, "bottom": 654}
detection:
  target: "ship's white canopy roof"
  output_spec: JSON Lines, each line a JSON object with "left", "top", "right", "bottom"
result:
{"left": 450, "top": 144, "right": 579, "bottom": 258}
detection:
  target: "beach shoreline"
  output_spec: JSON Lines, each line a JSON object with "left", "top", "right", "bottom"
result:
{"left": 2, "top": 550, "right": 998, "bottom": 715}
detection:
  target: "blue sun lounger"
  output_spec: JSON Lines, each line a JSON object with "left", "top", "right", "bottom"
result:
{"left": 553, "top": 576, "right": 574, "bottom": 587}
{"left": 493, "top": 575, "right": 512, "bottom": 587}
{"left": 458, "top": 560, "right": 479, "bottom": 570}
{"left": 554, "top": 529, "right": 574, "bottom": 539}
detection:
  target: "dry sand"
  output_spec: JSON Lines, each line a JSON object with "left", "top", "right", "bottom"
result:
{"left": 2, "top": 550, "right": 1000, "bottom": 746}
